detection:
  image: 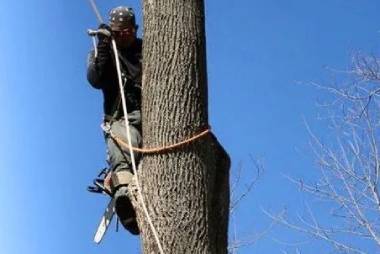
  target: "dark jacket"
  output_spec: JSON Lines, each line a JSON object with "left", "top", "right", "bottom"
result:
{"left": 87, "top": 38, "right": 142, "bottom": 120}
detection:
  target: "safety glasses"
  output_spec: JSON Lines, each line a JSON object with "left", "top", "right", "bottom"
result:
{"left": 112, "top": 26, "right": 134, "bottom": 37}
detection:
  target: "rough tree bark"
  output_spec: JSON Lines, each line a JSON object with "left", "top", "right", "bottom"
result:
{"left": 132, "top": 0, "right": 231, "bottom": 253}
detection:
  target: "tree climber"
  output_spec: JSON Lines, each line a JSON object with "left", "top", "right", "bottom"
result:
{"left": 87, "top": 6, "right": 141, "bottom": 235}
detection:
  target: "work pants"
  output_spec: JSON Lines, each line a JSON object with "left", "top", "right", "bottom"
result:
{"left": 104, "top": 110, "right": 142, "bottom": 177}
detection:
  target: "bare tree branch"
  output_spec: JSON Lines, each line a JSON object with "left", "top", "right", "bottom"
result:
{"left": 269, "top": 52, "right": 380, "bottom": 253}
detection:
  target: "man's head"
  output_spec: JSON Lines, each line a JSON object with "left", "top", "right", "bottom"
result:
{"left": 108, "top": 6, "right": 138, "bottom": 48}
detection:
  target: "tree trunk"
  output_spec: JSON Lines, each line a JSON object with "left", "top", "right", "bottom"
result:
{"left": 136, "top": 0, "right": 230, "bottom": 253}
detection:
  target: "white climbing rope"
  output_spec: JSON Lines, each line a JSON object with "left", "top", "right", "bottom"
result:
{"left": 92, "top": 37, "right": 98, "bottom": 58}
{"left": 88, "top": 0, "right": 104, "bottom": 23}
{"left": 86, "top": 1, "right": 165, "bottom": 252}
{"left": 111, "top": 40, "right": 165, "bottom": 254}
{"left": 88, "top": 0, "right": 102, "bottom": 58}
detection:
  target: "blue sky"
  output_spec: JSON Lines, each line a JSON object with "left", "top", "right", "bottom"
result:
{"left": 0, "top": 0, "right": 379, "bottom": 253}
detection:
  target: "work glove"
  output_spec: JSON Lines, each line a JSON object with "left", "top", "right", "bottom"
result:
{"left": 96, "top": 24, "right": 112, "bottom": 67}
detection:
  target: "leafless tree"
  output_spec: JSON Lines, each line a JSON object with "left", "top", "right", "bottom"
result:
{"left": 267, "top": 53, "right": 380, "bottom": 254}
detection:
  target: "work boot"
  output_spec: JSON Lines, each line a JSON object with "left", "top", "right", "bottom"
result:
{"left": 114, "top": 186, "right": 139, "bottom": 235}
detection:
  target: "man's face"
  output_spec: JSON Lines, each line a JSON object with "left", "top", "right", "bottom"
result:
{"left": 112, "top": 23, "right": 136, "bottom": 49}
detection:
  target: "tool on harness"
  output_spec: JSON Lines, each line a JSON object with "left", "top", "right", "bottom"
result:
{"left": 93, "top": 197, "right": 115, "bottom": 244}
{"left": 87, "top": 167, "right": 115, "bottom": 244}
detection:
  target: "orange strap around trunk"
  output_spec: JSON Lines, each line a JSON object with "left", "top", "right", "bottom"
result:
{"left": 110, "top": 128, "right": 211, "bottom": 154}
